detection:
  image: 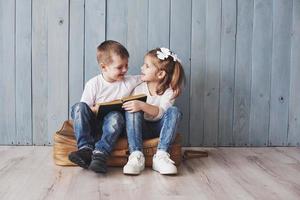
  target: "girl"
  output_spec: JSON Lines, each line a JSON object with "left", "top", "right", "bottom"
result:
{"left": 122, "top": 47, "right": 185, "bottom": 175}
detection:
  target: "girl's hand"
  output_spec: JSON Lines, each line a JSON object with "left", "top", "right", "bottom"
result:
{"left": 122, "top": 100, "right": 144, "bottom": 113}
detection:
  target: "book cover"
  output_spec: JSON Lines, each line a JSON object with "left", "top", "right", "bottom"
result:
{"left": 96, "top": 94, "right": 147, "bottom": 120}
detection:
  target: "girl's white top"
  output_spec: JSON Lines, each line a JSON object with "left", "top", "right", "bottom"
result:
{"left": 80, "top": 74, "right": 142, "bottom": 107}
{"left": 133, "top": 82, "right": 175, "bottom": 121}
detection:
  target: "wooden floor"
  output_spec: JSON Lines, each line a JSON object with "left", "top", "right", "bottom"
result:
{"left": 0, "top": 147, "right": 300, "bottom": 200}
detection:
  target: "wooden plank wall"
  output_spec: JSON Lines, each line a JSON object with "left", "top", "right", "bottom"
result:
{"left": 0, "top": 0, "right": 299, "bottom": 147}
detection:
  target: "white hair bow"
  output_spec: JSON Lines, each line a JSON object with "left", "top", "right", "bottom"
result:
{"left": 156, "top": 47, "right": 181, "bottom": 63}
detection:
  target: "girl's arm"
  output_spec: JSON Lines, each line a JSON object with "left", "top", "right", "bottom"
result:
{"left": 122, "top": 100, "right": 159, "bottom": 117}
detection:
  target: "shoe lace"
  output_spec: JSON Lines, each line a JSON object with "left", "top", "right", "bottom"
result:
{"left": 128, "top": 153, "right": 142, "bottom": 164}
{"left": 156, "top": 152, "right": 175, "bottom": 164}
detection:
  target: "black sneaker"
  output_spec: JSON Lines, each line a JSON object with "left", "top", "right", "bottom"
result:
{"left": 88, "top": 152, "right": 108, "bottom": 173}
{"left": 68, "top": 148, "right": 93, "bottom": 169}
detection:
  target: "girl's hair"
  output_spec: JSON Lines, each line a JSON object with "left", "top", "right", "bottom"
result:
{"left": 146, "top": 48, "right": 185, "bottom": 99}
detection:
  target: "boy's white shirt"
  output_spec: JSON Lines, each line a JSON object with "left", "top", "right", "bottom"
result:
{"left": 132, "top": 82, "right": 175, "bottom": 121}
{"left": 80, "top": 74, "right": 142, "bottom": 107}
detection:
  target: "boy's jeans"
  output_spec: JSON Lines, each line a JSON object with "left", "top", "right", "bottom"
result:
{"left": 125, "top": 106, "right": 182, "bottom": 153}
{"left": 71, "top": 102, "right": 125, "bottom": 155}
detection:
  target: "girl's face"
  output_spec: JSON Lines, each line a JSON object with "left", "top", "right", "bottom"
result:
{"left": 140, "top": 56, "right": 160, "bottom": 82}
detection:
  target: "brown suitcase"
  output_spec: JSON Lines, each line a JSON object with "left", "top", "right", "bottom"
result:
{"left": 53, "top": 120, "right": 182, "bottom": 167}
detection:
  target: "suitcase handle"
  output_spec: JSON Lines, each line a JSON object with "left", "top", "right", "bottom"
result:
{"left": 183, "top": 150, "right": 208, "bottom": 160}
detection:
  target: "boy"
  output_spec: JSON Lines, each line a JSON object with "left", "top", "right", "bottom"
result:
{"left": 68, "top": 40, "right": 141, "bottom": 173}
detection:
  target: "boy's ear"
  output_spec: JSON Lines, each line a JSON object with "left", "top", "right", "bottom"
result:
{"left": 100, "top": 62, "right": 106, "bottom": 70}
{"left": 157, "top": 70, "right": 166, "bottom": 79}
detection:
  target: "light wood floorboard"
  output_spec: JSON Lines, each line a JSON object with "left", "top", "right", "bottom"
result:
{"left": 0, "top": 147, "right": 299, "bottom": 200}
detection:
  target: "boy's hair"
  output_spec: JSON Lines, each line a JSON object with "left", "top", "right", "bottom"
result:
{"left": 97, "top": 40, "right": 129, "bottom": 64}
{"left": 146, "top": 48, "right": 185, "bottom": 99}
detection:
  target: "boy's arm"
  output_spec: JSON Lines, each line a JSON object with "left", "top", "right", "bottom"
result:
{"left": 126, "top": 75, "right": 143, "bottom": 95}
{"left": 80, "top": 79, "right": 98, "bottom": 114}
{"left": 90, "top": 104, "right": 100, "bottom": 114}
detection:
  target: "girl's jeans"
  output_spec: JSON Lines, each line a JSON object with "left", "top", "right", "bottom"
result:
{"left": 125, "top": 106, "right": 182, "bottom": 153}
{"left": 71, "top": 102, "right": 125, "bottom": 155}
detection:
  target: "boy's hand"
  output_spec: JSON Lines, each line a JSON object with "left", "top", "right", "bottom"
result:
{"left": 90, "top": 104, "right": 100, "bottom": 114}
{"left": 122, "top": 100, "right": 144, "bottom": 113}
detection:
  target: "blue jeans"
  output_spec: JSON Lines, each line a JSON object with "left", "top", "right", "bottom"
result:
{"left": 71, "top": 102, "right": 125, "bottom": 155}
{"left": 125, "top": 106, "right": 182, "bottom": 153}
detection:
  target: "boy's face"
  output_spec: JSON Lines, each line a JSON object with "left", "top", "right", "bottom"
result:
{"left": 101, "top": 53, "right": 128, "bottom": 82}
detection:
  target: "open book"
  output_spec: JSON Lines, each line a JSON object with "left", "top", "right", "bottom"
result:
{"left": 96, "top": 94, "right": 147, "bottom": 120}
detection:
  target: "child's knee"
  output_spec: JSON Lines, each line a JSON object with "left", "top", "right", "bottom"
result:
{"left": 125, "top": 111, "right": 143, "bottom": 120}
{"left": 71, "top": 102, "right": 90, "bottom": 118}
{"left": 104, "top": 111, "right": 125, "bottom": 128}
{"left": 166, "top": 106, "right": 182, "bottom": 120}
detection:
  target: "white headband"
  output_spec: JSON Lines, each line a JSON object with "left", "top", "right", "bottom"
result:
{"left": 156, "top": 47, "right": 181, "bottom": 63}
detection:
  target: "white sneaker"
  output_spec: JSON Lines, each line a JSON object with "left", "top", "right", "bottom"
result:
{"left": 152, "top": 150, "right": 177, "bottom": 175}
{"left": 123, "top": 151, "right": 145, "bottom": 175}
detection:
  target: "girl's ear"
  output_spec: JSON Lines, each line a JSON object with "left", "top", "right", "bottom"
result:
{"left": 157, "top": 70, "right": 166, "bottom": 80}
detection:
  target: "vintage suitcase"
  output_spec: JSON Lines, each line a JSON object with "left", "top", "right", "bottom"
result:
{"left": 53, "top": 120, "right": 182, "bottom": 167}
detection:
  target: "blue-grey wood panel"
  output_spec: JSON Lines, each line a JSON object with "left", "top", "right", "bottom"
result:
{"left": 84, "top": 0, "right": 106, "bottom": 82}
{"left": 69, "top": 0, "right": 85, "bottom": 118}
{"left": 148, "top": 0, "right": 170, "bottom": 50}
{"left": 15, "top": 0, "right": 32, "bottom": 145}
{"left": 218, "top": 0, "right": 236, "bottom": 146}
{"left": 126, "top": 0, "right": 148, "bottom": 75}
{"left": 47, "top": 0, "right": 69, "bottom": 145}
{"left": 0, "top": 0, "right": 16, "bottom": 145}
{"left": 249, "top": 0, "right": 273, "bottom": 146}
{"left": 106, "top": 0, "right": 128, "bottom": 46}
{"left": 288, "top": 0, "right": 300, "bottom": 146}
{"left": 233, "top": 0, "right": 253, "bottom": 146}
{"left": 190, "top": 0, "right": 206, "bottom": 146}
{"left": 32, "top": 0, "right": 48, "bottom": 145}
{"left": 203, "top": 0, "right": 221, "bottom": 146}
{"left": 1, "top": 0, "right": 300, "bottom": 147}
{"left": 269, "top": 0, "right": 293, "bottom": 146}
{"left": 170, "top": 0, "right": 192, "bottom": 146}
